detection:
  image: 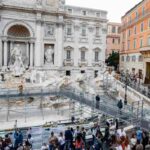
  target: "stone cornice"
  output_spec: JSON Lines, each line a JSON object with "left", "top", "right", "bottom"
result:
{"left": 1, "top": 4, "right": 65, "bottom": 16}
{"left": 0, "top": 4, "right": 107, "bottom": 23}
{"left": 1, "top": 35, "right": 36, "bottom": 42}
{"left": 65, "top": 5, "right": 107, "bottom": 14}
{"left": 64, "top": 14, "right": 108, "bottom": 23}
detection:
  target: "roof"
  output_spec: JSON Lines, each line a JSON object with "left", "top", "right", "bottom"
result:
{"left": 108, "top": 22, "right": 122, "bottom": 26}
{"left": 122, "top": 0, "right": 144, "bottom": 18}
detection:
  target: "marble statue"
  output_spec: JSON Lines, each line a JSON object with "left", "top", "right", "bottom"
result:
{"left": 45, "top": 46, "right": 54, "bottom": 65}
{"left": 59, "top": 0, "right": 65, "bottom": 10}
{"left": 11, "top": 44, "right": 25, "bottom": 76}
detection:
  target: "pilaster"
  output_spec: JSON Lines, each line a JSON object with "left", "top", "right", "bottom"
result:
{"left": 35, "top": 14, "right": 43, "bottom": 67}
{"left": 0, "top": 39, "right": 2, "bottom": 67}
{"left": 55, "top": 16, "right": 64, "bottom": 67}
{"left": 3, "top": 40, "right": 8, "bottom": 66}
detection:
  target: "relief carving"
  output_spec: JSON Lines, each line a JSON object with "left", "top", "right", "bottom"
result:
{"left": 46, "top": 0, "right": 58, "bottom": 7}
{"left": 45, "top": 24, "right": 55, "bottom": 37}
{"left": 59, "top": 0, "right": 65, "bottom": 10}
{"left": 36, "top": 0, "right": 42, "bottom": 5}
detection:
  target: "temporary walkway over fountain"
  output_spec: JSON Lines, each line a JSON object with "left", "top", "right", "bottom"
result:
{"left": 0, "top": 86, "right": 149, "bottom": 130}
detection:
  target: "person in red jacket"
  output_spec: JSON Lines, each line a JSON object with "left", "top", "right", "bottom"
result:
{"left": 75, "top": 135, "right": 84, "bottom": 150}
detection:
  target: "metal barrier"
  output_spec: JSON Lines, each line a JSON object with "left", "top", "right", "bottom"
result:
{"left": 0, "top": 86, "right": 149, "bottom": 130}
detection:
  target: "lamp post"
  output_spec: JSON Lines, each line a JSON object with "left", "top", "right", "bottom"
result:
{"left": 124, "top": 70, "right": 129, "bottom": 105}
{"left": 124, "top": 75, "right": 128, "bottom": 105}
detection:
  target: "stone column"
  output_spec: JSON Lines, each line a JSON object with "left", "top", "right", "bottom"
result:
{"left": 55, "top": 17, "right": 64, "bottom": 67}
{"left": 0, "top": 39, "right": 2, "bottom": 67}
{"left": 10, "top": 41, "right": 14, "bottom": 51}
{"left": 30, "top": 42, "right": 34, "bottom": 67}
{"left": 26, "top": 42, "right": 29, "bottom": 66}
{"left": 35, "top": 15, "right": 43, "bottom": 67}
{"left": 4, "top": 40, "right": 8, "bottom": 66}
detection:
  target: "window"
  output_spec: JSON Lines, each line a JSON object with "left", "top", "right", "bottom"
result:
{"left": 112, "top": 26, "right": 116, "bottom": 33}
{"left": 128, "top": 41, "right": 130, "bottom": 50}
{"left": 133, "top": 39, "right": 136, "bottom": 49}
{"left": 118, "top": 39, "right": 120, "bottom": 44}
{"left": 138, "top": 55, "right": 143, "bottom": 62}
{"left": 95, "top": 51, "right": 99, "bottom": 62}
{"left": 66, "top": 70, "right": 71, "bottom": 76}
{"left": 112, "top": 38, "right": 115, "bottom": 44}
{"left": 66, "top": 24, "right": 72, "bottom": 35}
{"left": 123, "top": 33, "right": 125, "bottom": 39}
{"left": 118, "top": 27, "right": 121, "bottom": 33}
{"left": 148, "top": 37, "right": 150, "bottom": 46}
{"left": 128, "top": 29, "right": 131, "bottom": 36}
{"left": 132, "top": 55, "right": 136, "bottom": 62}
{"left": 121, "top": 56, "right": 124, "bottom": 62}
{"left": 141, "top": 22, "right": 144, "bottom": 32}
{"left": 82, "top": 10, "right": 87, "bottom": 16}
{"left": 95, "top": 70, "right": 98, "bottom": 78}
{"left": 149, "top": 19, "right": 150, "bottom": 28}
{"left": 126, "top": 56, "right": 130, "bottom": 62}
{"left": 96, "top": 27, "right": 100, "bottom": 36}
{"left": 129, "top": 16, "right": 132, "bottom": 23}
{"left": 82, "top": 25, "right": 86, "bottom": 36}
{"left": 134, "top": 26, "right": 136, "bottom": 34}
{"left": 81, "top": 70, "right": 85, "bottom": 74}
{"left": 142, "top": 7, "right": 145, "bottom": 15}
{"left": 66, "top": 50, "right": 71, "bottom": 60}
{"left": 81, "top": 51, "right": 85, "bottom": 61}
{"left": 68, "top": 9, "right": 72, "bottom": 14}
{"left": 96, "top": 12, "right": 100, "bottom": 17}
{"left": 135, "top": 11, "right": 138, "bottom": 19}
{"left": 140, "top": 38, "right": 143, "bottom": 48}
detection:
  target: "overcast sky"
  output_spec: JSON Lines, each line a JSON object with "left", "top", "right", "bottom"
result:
{"left": 66, "top": 0, "right": 142, "bottom": 22}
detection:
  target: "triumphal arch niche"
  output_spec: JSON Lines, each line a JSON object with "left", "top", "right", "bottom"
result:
{"left": 2, "top": 21, "right": 35, "bottom": 73}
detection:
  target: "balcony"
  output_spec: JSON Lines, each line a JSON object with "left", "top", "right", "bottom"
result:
{"left": 64, "top": 36, "right": 74, "bottom": 42}
{"left": 140, "top": 46, "right": 150, "bottom": 58}
{"left": 63, "top": 59, "right": 74, "bottom": 66}
{"left": 78, "top": 59, "right": 88, "bottom": 67}
{"left": 121, "top": 9, "right": 150, "bottom": 30}
{"left": 140, "top": 46, "right": 150, "bottom": 52}
{"left": 92, "top": 60, "right": 102, "bottom": 67}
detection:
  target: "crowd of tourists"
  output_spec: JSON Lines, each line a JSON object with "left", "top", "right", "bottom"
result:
{"left": 0, "top": 122, "right": 150, "bottom": 150}
{"left": 0, "top": 129, "right": 33, "bottom": 150}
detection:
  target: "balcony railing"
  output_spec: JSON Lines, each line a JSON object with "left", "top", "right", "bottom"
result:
{"left": 121, "top": 9, "right": 150, "bottom": 30}
{"left": 78, "top": 59, "right": 88, "bottom": 67}
{"left": 63, "top": 59, "right": 74, "bottom": 66}
{"left": 92, "top": 60, "right": 102, "bottom": 66}
{"left": 140, "top": 46, "right": 150, "bottom": 52}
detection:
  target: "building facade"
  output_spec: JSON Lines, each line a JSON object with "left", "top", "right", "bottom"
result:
{"left": 0, "top": 0, "right": 107, "bottom": 78}
{"left": 106, "top": 22, "right": 121, "bottom": 58}
{"left": 120, "top": 0, "right": 150, "bottom": 84}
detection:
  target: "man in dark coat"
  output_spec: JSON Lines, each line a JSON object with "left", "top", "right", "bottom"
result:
{"left": 64, "top": 127, "right": 73, "bottom": 149}
{"left": 95, "top": 95, "right": 100, "bottom": 109}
